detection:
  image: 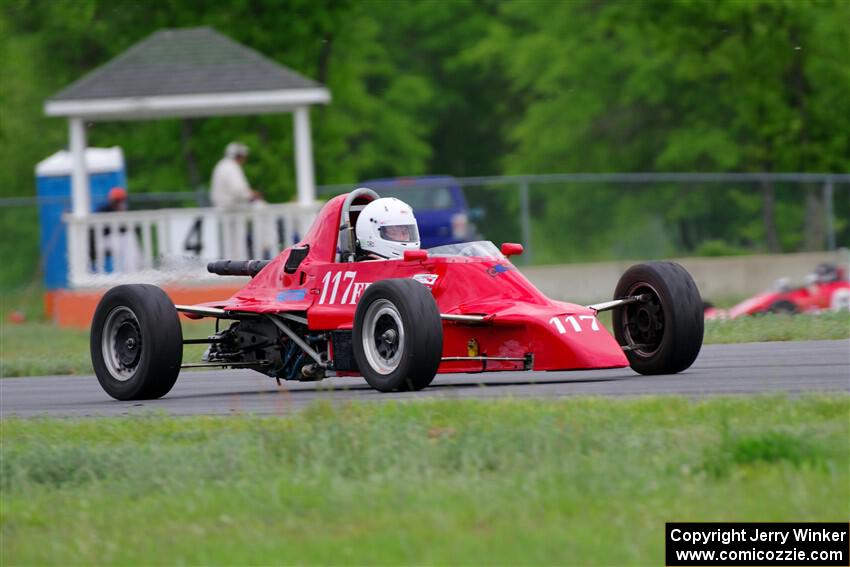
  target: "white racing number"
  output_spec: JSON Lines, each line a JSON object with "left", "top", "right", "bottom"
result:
{"left": 319, "top": 271, "right": 371, "bottom": 305}
{"left": 549, "top": 315, "right": 600, "bottom": 334}
{"left": 830, "top": 288, "right": 850, "bottom": 312}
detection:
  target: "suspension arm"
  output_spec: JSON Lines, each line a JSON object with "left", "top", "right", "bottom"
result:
{"left": 586, "top": 294, "right": 652, "bottom": 313}
{"left": 266, "top": 315, "right": 326, "bottom": 368}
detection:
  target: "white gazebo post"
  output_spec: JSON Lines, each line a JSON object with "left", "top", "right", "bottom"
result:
{"left": 293, "top": 106, "right": 317, "bottom": 206}
{"left": 67, "top": 117, "right": 90, "bottom": 284}
{"left": 69, "top": 117, "right": 90, "bottom": 217}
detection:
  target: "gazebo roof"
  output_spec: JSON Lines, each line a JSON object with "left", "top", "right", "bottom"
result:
{"left": 45, "top": 27, "right": 330, "bottom": 120}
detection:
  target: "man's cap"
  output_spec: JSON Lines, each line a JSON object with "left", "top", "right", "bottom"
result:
{"left": 108, "top": 187, "right": 128, "bottom": 201}
{"left": 225, "top": 142, "right": 250, "bottom": 158}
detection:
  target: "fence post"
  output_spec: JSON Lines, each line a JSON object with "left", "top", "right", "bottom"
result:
{"left": 519, "top": 181, "right": 532, "bottom": 265}
{"left": 823, "top": 179, "right": 835, "bottom": 251}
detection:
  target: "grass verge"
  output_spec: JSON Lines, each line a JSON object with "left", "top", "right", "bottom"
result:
{"left": 703, "top": 311, "right": 849, "bottom": 344}
{"left": 0, "top": 320, "right": 211, "bottom": 378}
{"left": 1, "top": 396, "right": 847, "bottom": 565}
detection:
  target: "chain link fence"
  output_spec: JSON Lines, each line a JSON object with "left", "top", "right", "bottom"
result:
{"left": 320, "top": 173, "right": 850, "bottom": 266}
{"left": 3, "top": 173, "right": 848, "bottom": 288}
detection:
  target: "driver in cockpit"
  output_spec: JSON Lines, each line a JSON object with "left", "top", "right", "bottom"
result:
{"left": 354, "top": 197, "right": 421, "bottom": 260}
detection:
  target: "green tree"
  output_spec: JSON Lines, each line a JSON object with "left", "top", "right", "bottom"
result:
{"left": 472, "top": 0, "right": 850, "bottom": 259}
{"left": 0, "top": 0, "right": 439, "bottom": 202}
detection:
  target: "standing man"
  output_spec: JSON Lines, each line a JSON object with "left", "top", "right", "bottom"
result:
{"left": 97, "top": 186, "right": 129, "bottom": 212}
{"left": 210, "top": 142, "right": 262, "bottom": 209}
{"left": 89, "top": 186, "right": 141, "bottom": 273}
{"left": 210, "top": 142, "right": 270, "bottom": 258}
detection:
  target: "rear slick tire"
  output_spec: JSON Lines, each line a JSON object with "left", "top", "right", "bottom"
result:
{"left": 353, "top": 279, "right": 443, "bottom": 392}
{"left": 612, "top": 262, "right": 703, "bottom": 375}
{"left": 91, "top": 284, "right": 183, "bottom": 400}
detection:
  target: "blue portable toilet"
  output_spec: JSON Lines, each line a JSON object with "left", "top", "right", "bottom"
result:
{"left": 35, "top": 147, "right": 127, "bottom": 289}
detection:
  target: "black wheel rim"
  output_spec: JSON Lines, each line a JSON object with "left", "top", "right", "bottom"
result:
{"left": 621, "top": 282, "right": 664, "bottom": 357}
{"left": 102, "top": 306, "right": 143, "bottom": 380}
{"left": 361, "top": 299, "right": 405, "bottom": 375}
{"left": 373, "top": 314, "right": 400, "bottom": 360}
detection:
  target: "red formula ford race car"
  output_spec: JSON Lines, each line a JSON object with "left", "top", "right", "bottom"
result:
{"left": 704, "top": 263, "right": 850, "bottom": 320}
{"left": 90, "top": 189, "right": 704, "bottom": 400}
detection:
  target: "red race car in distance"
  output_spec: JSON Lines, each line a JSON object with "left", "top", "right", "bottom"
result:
{"left": 705, "top": 263, "right": 850, "bottom": 320}
{"left": 90, "top": 189, "right": 705, "bottom": 400}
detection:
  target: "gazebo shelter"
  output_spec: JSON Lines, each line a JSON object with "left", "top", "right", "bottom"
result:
{"left": 45, "top": 26, "right": 331, "bottom": 216}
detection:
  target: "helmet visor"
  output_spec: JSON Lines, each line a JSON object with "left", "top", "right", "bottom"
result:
{"left": 379, "top": 224, "right": 419, "bottom": 243}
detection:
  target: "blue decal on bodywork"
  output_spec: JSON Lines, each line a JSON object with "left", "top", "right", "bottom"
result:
{"left": 487, "top": 263, "right": 514, "bottom": 277}
{"left": 277, "top": 289, "right": 307, "bottom": 302}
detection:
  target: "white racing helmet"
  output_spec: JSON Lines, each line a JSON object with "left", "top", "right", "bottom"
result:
{"left": 355, "top": 197, "right": 420, "bottom": 258}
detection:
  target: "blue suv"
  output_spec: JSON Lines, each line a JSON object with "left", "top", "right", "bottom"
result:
{"left": 360, "top": 176, "right": 479, "bottom": 249}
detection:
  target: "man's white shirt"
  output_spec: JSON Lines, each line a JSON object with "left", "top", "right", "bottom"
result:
{"left": 210, "top": 157, "right": 252, "bottom": 209}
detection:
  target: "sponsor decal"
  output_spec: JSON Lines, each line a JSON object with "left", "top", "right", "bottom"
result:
{"left": 276, "top": 289, "right": 307, "bottom": 302}
{"left": 412, "top": 273, "right": 439, "bottom": 286}
{"left": 486, "top": 263, "right": 514, "bottom": 277}
{"left": 319, "top": 271, "right": 372, "bottom": 305}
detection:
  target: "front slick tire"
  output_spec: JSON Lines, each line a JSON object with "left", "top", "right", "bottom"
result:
{"left": 91, "top": 284, "right": 183, "bottom": 400}
{"left": 353, "top": 279, "right": 443, "bottom": 392}
{"left": 612, "top": 262, "right": 703, "bottom": 375}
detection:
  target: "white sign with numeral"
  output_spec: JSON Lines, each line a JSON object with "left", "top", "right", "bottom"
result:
{"left": 167, "top": 212, "right": 220, "bottom": 260}
{"left": 549, "top": 315, "right": 600, "bottom": 333}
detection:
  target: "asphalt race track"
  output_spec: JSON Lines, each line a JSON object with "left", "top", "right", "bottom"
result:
{"left": 1, "top": 340, "right": 848, "bottom": 418}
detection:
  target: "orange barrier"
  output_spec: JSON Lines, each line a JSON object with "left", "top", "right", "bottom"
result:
{"left": 46, "top": 285, "right": 243, "bottom": 329}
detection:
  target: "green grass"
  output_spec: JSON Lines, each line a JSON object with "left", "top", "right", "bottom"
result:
{"left": 0, "top": 320, "right": 212, "bottom": 378}
{"left": 0, "top": 287, "right": 213, "bottom": 377}
{"left": 2, "top": 309, "right": 847, "bottom": 377}
{"left": 704, "top": 311, "right": 850, "bottom": 344}
{"left": 1, "top": 396, "right": 847, "bottom": 565}
{"left": 0, "top": 322, "right": 92, "bottom": 377}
